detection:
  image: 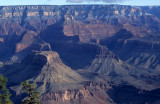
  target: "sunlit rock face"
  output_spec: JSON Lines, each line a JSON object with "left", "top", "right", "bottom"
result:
{"left": 0, "top": 5, "right": 160, "bottom": 104}
{"left": 0, "top": 5, "right": 159, "bottom": 39}
{"left": 0, "top": 5, "right": 160, "bottom": 63}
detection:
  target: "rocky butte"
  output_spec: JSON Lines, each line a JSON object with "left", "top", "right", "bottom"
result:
{"left": 0, "top": 5, "right": 160, "bottom": 104}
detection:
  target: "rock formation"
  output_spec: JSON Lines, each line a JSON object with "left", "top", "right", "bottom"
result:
{"left": 0, "top": 5, "right": 160, "bottom": 104}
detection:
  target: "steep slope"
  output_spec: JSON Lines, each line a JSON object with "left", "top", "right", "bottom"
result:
{"left": 86, "top": 45, "right": 128, "bottom": 77}
{"left": 0, "top": 5, "right": 160, "bottom": 70}
{"left": 1, "top": 51, "right": 95, "bottom": 104}
{"left": 2, "top": 51, "right": 87, "bottom": 92}
{"left": 0, "top": 5, "right": 160, "bottom": 104}
{"left": 27, "top": 51, "right": 87, "bottom": 93}
{"left": 0, "top": 5, "right": 160, "bottom": 63}
{"left": 7, "top": 30, "right": 52, "bottom": 64}
{"left": 41, "top": 81, "right": 114, "bottom": 104}
{"left": 100, "top": 29, "right": 160, "bottom": 69}
{"left": 1, "top": 51, "right": 117, "bottom": 104}
{"left": 84, "top": 45, "right": 160, "bottom": 90}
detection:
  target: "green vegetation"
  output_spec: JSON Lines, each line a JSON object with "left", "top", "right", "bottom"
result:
{"left": 0, "top": 74, "right": 13, "bottom": 104}
{"left": 21, "top": 81, "right": 42, "bottom": 104}
{"left": 0, "top": 75, "right": 42, "bottom": 104}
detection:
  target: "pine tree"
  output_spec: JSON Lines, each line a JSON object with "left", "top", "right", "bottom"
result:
{"left": 21, "top": 81, "right": 42, "bottom": 104}
{"left": 0, "top": 74, "right": 13, "bottom": 104}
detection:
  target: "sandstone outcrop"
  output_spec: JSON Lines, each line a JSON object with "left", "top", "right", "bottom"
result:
{"left": 0, "top": 5, "right": 160, "bottom": 104}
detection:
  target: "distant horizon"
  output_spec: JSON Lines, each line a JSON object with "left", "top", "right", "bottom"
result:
{"left": 0, "top": 4, "right": 160, "bottom": 7}
{"left": 0, "top": 0, "right": 160, "bottom": 6}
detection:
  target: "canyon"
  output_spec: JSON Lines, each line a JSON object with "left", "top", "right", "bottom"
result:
{"left": 0, "top": 5, "right": 160, "bottom": 104}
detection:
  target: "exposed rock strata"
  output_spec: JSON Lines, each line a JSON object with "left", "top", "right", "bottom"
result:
{"left": 0, "top": 5, "right": 160, "bottom": 104}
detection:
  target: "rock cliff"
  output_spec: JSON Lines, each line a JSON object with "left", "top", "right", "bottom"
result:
{"left": 0, "top": 5, "right": 160, "bottom": 104}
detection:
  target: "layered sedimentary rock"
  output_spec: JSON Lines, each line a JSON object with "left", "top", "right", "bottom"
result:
{"left": 0, "top": 5, "right": 160, "bottom": 66}
{"left": 100, "top": 29, "right": 160, "bottom": 69}
{"left": 42, "top": 81, "right": 114, "bottom": 104}
{"left": 3, "top": 51, "right": 87, "bottom": 90}
{"left": 2, "top": 51, "right": 89, "bottom": 103}
{"left": 2, "top": 51, "right": 115, "bottom": 104}
{"left": 0, "top": 5, "right": 160, "bottom": 104}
